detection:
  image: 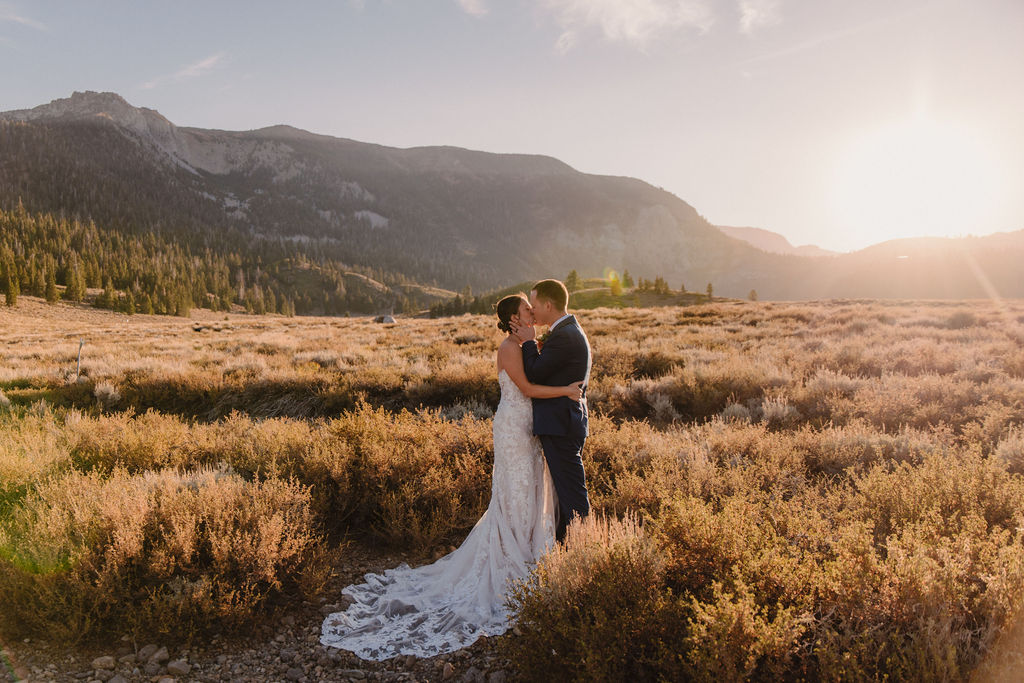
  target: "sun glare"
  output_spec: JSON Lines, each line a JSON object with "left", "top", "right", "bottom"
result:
{"left": 830, "top": 116, "right": 1004, "bottom": 249}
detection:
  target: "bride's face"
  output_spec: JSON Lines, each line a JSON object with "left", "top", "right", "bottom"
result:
{"left": 514, "top": 299, "right": 535, "bottom": 327}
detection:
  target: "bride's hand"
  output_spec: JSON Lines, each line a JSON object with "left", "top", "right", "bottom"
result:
{"left": 510, "top": 321, "right": 536, "bottom": 344}
{"left": 566, "top": 381, "right": 584, "bottom": 401}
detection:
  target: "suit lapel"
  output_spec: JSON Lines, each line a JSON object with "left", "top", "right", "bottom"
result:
{"left": 549, "top": 315, "right": 577, "bottom": 336}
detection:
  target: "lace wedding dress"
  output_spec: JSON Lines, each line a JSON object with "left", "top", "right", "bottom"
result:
{"left": 320, "top": 369, "right": 557, "bottom": 660}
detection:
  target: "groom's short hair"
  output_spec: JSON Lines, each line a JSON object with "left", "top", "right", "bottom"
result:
{"left": 532, "top": 279, "right": 569, "bottom": 311}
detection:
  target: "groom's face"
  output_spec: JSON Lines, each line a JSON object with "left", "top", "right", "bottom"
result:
{"left": 529, "top": 290, "right": 553, "bottom": 326}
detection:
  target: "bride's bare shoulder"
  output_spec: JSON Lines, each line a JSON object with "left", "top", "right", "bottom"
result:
{"left": 496, "top": 338, "right": 519, "bottom": 369}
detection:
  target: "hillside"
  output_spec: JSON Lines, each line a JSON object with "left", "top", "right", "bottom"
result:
{"left": 2, "top": 91, "right": 1022, "bottom": 306}
{"left": 717, "top": 225, "right": 837, "bottom": 257}
{"left": 0, "top": 91, "right": 787, "bottom": 299}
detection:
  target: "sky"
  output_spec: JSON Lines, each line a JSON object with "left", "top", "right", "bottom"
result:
{"left": 2, "top": 0, "right": 1022, "bottom": 252}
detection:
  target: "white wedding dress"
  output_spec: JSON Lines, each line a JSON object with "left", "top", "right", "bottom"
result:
{"left": 320, "top": 369, "right": 557, "bottom": 660}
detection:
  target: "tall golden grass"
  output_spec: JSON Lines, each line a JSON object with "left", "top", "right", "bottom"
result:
{"left": 1, "top": 296, "right": 1023, "bottom": 678}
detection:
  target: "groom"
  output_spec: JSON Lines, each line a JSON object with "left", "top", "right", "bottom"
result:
{"left": 512, "top": 279, "right": 592, "bottom": 542}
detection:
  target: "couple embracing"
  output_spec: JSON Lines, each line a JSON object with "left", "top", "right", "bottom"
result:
{"left": 321, "top": 279, "right": 592, "bottom": 660}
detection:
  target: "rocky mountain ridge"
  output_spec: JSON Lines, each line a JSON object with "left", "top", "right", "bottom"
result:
{"left": 2, "top": 91, "right": 1022, "bottom": 301}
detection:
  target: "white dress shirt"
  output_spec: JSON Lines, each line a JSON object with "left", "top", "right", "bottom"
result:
{"left": 549, "top": 313, "right": 571, "bottom": 332}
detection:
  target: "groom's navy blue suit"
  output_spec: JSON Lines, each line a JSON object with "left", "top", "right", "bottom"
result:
{"left": 522, "top": 315, "right": 591, "bottom": 542}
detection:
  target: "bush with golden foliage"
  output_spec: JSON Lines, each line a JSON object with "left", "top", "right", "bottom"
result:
{"left": 1, "top": 298, "right": 1023, "bottom": 674}
{"left": 0, "top": 466, "right": 325, "bottom": 642}
{"left": 507, "top": 433, "right": 1024, "bottom": 681}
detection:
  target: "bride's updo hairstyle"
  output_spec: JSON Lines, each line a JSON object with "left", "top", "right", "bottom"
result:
{"left": 494, "top": 293, "right": 527, "bottom": 333}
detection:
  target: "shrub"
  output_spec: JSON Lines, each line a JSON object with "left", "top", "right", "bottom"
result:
{"left": 63, "top": 405, "right": 494, "bottom": 550}
{"left": 0, "top": 467, "right": 329, "bottom": 642}
{"left": 720, "top": 402, "right": 752, "bottom": 422}
{"left": 506, "top": 514, "right": 682, "bottom": 682}
{"left": 947, "top": 311, "right": 978, "bottom": 329}
{"left": 632, "top": 351, "right": 683, "bottom": 379}
{"left": 994, "top": 427, "right": 1024, "bottom": 474}
{"left": 758, "top": 395, "right": 801, "bottom": 428}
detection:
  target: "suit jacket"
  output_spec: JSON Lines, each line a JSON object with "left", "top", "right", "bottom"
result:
{"left": 521, "top": 315, "right": 592, "bottom": 438}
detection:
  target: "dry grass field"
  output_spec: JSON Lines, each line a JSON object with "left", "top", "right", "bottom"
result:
{"left": 2, "top": 295, "right": 1024, "bottom": 681}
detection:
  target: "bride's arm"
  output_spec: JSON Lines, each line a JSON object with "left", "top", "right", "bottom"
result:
{"left": 498, "top": 342, "right": 583, "bottom": 400}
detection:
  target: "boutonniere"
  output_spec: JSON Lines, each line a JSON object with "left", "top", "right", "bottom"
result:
{"left": 537, "top": 331, "right": 551, "bottom": 350}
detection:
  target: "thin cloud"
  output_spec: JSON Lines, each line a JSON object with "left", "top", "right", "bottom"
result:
{"left": 142, "top": 52, "right": 227, "bottom": 90}
{"left": 541, "top": 0, "right": 715, "bottom": 52}
{"left": 740, "top": 2, "right": 934, "bottom": 66}
{"left": 0, "top": 3, "right": 47, "bottom": 31}
{"left": 738, "top": 0, "right": 781, "bottom": 35}
{"left": 456, "top": 0, "right": 487, "bottom": 16}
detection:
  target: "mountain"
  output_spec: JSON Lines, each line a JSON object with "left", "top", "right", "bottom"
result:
{"left": 813, "top": 232, "right": 1024, "bottom": 300}
{"left": 0, "top": 91, "right": 786, "bottom": 299}
{"left": 717, "top": 225, "right": 837, "bottom": 258}
{"left": 1, "top": 91, "right": 1022, "bottom": 306}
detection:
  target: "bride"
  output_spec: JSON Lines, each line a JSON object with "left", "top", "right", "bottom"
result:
{"left": 320, "top": 293, "right": 584, "bottom": 660}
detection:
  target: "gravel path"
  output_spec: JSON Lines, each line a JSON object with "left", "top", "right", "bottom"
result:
{"left": 1, "top": 546, "right": 517, "bottom": 683}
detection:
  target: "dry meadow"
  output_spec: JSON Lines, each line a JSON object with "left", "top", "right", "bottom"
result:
{"left": 2, "top": 296, "right": 1024, "bottom": 681}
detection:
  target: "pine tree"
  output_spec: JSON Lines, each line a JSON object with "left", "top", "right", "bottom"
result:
{"left": 64, "top": 259, "right": 85, "bottom": 302}
{"left": 175, "top": 289, "right": 193, "bottom": 317}
{"left": 622, "top": 270, "right": 634, "bottom": 288}
{"left": 609, "top": 275, "right": 623, "bottom": 296}
{"left": 706, "top": 282, "right": 713, "bottom": 300}
{"left": 4, "top": 272, "right": 18, "bottom": 306}
{"left": 97, "top": 278, "right": 115, "bottom": 309}
{"left": 45, "top": 268, "right": 59, "bottom": 303}
{"left": 748, "top": 289, "right": 758, "bottom": 302}
{"left": 32, "top": 265, "right": 45, "bottom": 297}
{"left": 566, "top": 270, "right": 581, "bottom": 292}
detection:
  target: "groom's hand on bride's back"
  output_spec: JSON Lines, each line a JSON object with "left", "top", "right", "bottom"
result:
{"left": 570, "top": 381, "right": 584, "bottom": 401}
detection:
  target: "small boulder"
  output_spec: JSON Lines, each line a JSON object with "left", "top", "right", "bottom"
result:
{"left": 91, "top": 656, "right": 116, "bottom": 670}
{"left": 374, "top": 315, "right": 396, "bottom": 324}
{"left": 137, "top": 644, "right": 159, "bottom": 661}
{"left": 109, "top": 675, "right": 129, "bottom": 683}
{"left": 166, "top": 660, "right": 191, "bottom": 676}
{"left": 442, "top": 661, "right": 456, "bottom": 680}
{"left": 286, "top": 666, "right": 304, "bottom": 680}
{"left": 148, "top": 645, "right": 169, "bottom": 663}
{"left": 462, "top": 666, "right": 484, "bottom": 683}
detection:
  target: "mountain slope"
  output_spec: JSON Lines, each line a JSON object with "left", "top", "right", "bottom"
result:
{"left": 2, "top": 91, "right": 1021, "bottom": 303}
{"left": 718, "top": 225, "right": 837, "bottom": 258}
{"left": 0, "top": 91, "right": 786, "bottom": 297}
